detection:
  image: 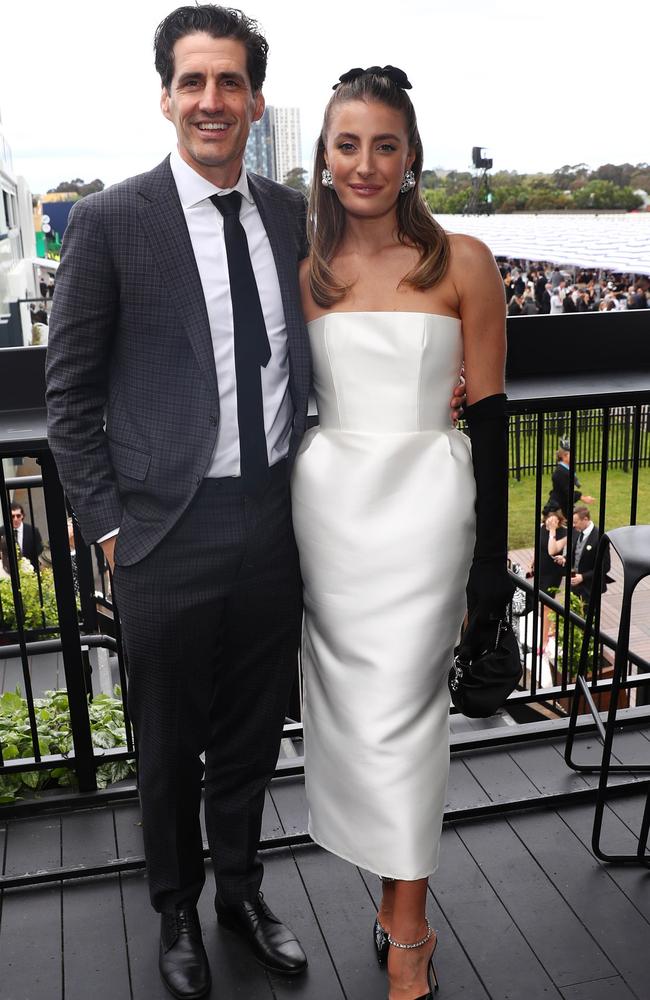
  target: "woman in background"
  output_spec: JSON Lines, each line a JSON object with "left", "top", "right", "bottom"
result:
{"left": 532, "top": 508, "right": 568, "bottom": 649}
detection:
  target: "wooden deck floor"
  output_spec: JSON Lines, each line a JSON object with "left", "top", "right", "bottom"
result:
{"left": 2, "top": 724, "right": 650, "bottom": 1000}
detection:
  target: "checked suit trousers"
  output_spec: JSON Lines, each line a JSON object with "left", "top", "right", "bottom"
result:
{"left": 113, "top": 465, "right": 302, "bottom": 911}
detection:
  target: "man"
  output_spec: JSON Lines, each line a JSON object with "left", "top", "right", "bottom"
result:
{"left": 0, "top": 503, "right": 43, "bottom": 572}
{"left": 546, "top": 439, "right": 595, "bottom": 520}
{"left": 534, "top": 269, "right": 548, "bottom": 308}
{"left": 46, "top": 8, "right": 310, "bottom": 997}
{"left": 46, "top": 6, "right": 464, "bottom": 997}
{"left": 571, "top": 506, "right": 612, "bottom": 605}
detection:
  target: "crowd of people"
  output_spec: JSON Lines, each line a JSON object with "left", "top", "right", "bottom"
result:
{"left": 500, "top": 259, "right": 650, "bottom": 316}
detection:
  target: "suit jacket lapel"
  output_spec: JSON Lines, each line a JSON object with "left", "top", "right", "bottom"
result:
{"left": 137, "top": 158, "right": 218, "bottom": 394}
{"left": 248, "top": 176, "right": 305, "bottom": 373}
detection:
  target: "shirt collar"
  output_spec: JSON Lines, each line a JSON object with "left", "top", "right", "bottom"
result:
{"left": 170, "top": 147, "right": 253, "bottom": 209}
{"left": 582, "top": 521, "right": 595, "bottom": 537}
{"left": 559, "top": 461, "right": 569, "bottom": 470}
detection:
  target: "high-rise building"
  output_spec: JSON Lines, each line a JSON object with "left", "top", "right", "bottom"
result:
{"left": 244, "top": 105, "right": 303, "bottom": 185}
{"left": 244, "top": 108, "right": 275, "bottom": 180}
{"left": 270, "top": 107, "right": 302, "bottom": 185}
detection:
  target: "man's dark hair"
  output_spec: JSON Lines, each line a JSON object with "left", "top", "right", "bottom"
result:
{"left": 10, "top": 503, "right": 25, "bottom": 516}
{"left": 574, "top": 505, "right": 590, "bottom": 521}
{"left": 154, "top": 5, "right": 268, "bottom": 92}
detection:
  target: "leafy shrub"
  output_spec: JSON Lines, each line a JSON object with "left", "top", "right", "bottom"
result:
{"left": 0, "top": 687, "right": 135, "bottom": 804}
{"left": 551, "top": 591, "right": 595, "bottom": 679}
{"left": 0, "top": 559, "right": 59, "bottom": 631}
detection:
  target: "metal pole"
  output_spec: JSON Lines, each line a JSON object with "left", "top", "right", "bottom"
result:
{"left": 40, "top": 451, "right": 97, "bottom": 792}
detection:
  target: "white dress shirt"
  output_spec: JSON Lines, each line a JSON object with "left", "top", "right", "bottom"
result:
{"left": 169, "top": 147, "right": 292, "bottom": 478}
{"left": 574, "top": 520, "right": 595, "bottom": 567}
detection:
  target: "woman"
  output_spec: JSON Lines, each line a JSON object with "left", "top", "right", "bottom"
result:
{"left": 538, "top": 510, "right": 568, "bottom": 592}
{"left": 291, "top": 66, "right": 512, "bottom": 1000}
{"left": 532, "top": 509, "right": 568, "bottom": 649}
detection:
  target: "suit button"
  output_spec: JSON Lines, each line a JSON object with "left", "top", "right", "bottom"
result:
{"left": 195, "top": 475, "right": 201, "bottom": 485}
{"left": 209, "top": 414, "right": 217, "bottom": 425}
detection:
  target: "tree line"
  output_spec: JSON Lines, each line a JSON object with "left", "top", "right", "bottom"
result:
{"left": 422, "top": 162, "right": 649, "bottom": 214}
{"left": 37, "top": 162, "right": 650, "bottom": 214}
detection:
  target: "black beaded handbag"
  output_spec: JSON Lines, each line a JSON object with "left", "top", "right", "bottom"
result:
{"left": 449, "top": 616, "right": 522, "bottom": 718}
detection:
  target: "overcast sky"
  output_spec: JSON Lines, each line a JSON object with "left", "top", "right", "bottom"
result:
{"left": 1, "top": 0, "right": 647, "bottom": 194}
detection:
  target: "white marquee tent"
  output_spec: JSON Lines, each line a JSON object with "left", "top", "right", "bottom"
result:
{"left": 433, "top": 213, "right": 650, "bottom": 276}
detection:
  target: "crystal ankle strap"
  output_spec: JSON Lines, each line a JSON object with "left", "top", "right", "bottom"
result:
{"left": 387, "top": 918, "right": 432, "bottom": 950}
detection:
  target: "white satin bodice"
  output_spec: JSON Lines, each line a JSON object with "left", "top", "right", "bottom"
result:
{"left": 308, "top": 311, "right": 463, "bottom": 433}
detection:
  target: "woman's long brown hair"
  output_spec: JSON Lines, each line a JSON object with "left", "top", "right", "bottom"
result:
{"left": 308, "top": 71, "right": 450, "bottom": 308}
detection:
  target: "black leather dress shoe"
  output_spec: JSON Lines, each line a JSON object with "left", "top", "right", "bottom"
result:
{"left": 216, "top": 891, "right": 307, "bottom": 974}
{"left": 159, "top": 907, "right": 211, "bottom": 999}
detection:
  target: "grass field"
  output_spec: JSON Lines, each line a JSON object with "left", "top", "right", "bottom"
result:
{"left": 508, "top": 466, "right": 650, "bottom": 549}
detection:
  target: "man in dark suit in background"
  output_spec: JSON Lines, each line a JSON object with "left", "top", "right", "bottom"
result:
{"left": 46, "top": 7, "right": 310, "bottom": 997}
{"left": 571, "top": 505, "right": 612, "bottom": 604}
{"left": 0, "top": 503, "right": 43, "bottom": 572}
{"left": 547, "top": 438, "right": 595, "bottom": 520}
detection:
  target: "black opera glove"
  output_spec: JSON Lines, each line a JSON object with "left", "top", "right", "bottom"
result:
{"left": 466, "top": 559, "right": 514, "bottom": 622}
{"left": 464, "top": 393, "right": 515, "bottom": 620}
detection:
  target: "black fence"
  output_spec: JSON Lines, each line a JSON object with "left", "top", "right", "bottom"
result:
{"left": 0, "top": 455, "right": 133, "bottom": 802}
{"left": 502, "top": 396, "right": 650, "bottom": 725}
{"left": 1, "top": 313, "right": 649, "bottom": 823}
{"left": 2, "top": 402, "right": 648, "bottom": 809}
{"left": 509, "top": 406, "right": 650, "bottom": 480}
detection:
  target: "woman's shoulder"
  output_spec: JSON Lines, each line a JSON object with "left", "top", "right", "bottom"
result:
{"left": 447, "top": 233, "right": 500, "bottom": 292}
{"left": 447, "top": 232, "right": 494, "bottom": 264}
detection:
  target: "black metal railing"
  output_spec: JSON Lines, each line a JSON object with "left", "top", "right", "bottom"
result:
{"left": 501, "top": 396, "right": 650, "bottom": 723}
{"left": 2, "top": 403, "right": 648, "bottom": 803}
{"left": 0, "top": 456, "right": 132, "bottom": 800}
{"left": 509, "top": 406, "right": 650, "bottom": 480}
{"left": 1, "top": 312, "right": 649, "bottom": 819}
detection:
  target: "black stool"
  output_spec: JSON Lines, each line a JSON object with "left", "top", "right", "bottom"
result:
{"left": 565, "top": 524, "right": 650, "bottom": 865}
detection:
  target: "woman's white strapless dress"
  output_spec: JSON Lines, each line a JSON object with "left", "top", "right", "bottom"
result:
{"left": 291, "top": 312, "right": 476, "bottom": 879}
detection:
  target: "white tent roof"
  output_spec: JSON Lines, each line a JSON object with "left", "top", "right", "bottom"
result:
{"left": 433, "top": 212, "right": 650, "bottom": 275}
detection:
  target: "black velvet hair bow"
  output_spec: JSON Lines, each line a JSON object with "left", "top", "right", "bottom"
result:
{"left": 333, "top": 65, "right": 413, "bottom": 90}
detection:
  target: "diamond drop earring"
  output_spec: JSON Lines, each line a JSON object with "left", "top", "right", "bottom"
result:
{"left": 321, "top": 168, "right": 334, "bottom": 188}
{"left": 400, "top": 169, "right": 416, "bottom": 193}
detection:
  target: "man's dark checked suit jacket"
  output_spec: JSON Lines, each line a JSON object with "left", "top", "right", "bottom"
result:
{"left": 45, "top": 156, "right": 311, "bottom": 564}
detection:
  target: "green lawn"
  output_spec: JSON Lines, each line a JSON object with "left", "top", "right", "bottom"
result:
{"left": 508, "top": 467, "right": 650, "bottom": 549}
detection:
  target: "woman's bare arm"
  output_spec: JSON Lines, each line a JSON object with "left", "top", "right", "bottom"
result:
{"left": 449, "top": 235, "right": 506, "bottom": 405}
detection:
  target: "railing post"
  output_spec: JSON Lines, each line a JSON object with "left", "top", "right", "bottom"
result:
{"left": 514, "top": 414, "right": 521, "bottom": 482}
{"left": 40, "top": 451, "right": 97, "bottom": 792}
{"left": 623, "top": 407, "right": 630, "bottom": 474}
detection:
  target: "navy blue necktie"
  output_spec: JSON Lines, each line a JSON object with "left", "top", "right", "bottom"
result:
{"left": 211, "top": 191, "right": 271, "bottom": 495}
